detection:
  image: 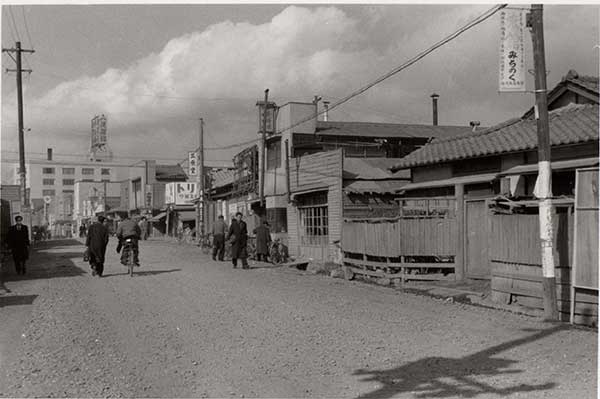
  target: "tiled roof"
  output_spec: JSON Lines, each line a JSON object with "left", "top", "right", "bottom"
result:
{"left": 343, "top": 158, "right": 411, "bottom": 179}
{"left": 392, "top": 103, "right": 599, "bottom": 170}
{"left": 567, "top": 69, "right": 599, "bottom": 94}
{"left": 156, "top": 164, "right": 187, "bottom": 181}
{"left": 210, "top": 168, "right": 235, "bottom": 189}
{"left": 316, "top": 121, "right": 473, "bottom": 139}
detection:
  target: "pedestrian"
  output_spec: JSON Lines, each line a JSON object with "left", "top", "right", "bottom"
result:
{"left": 138, "top": 216, "right": 148, "bottom": 240}
{"left": 6, "top": 215, "right": 30, "bottom": 275}
{"left": 86, "top": 216, "right": 109, "bottom": 277}
{"left": 228, "top": 212, "right": 249, "bottom": 269}
{"left": 253, "top": 220, "right": 272, "bottom": 262}
{"left": 211, "top": 215, "right": 227, "bottom": 261}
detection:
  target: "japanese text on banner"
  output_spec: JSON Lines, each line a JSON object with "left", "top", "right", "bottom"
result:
{"left": 499, "top": 9, "right": 526, "bottom": 92}
{"left": 188, "top": 151, "right": 198, "bottom": 176}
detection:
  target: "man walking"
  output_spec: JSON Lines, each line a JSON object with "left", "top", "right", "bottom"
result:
{"left": 228, "top": 212, "right": 249, "bottom": 269}
{"left": 212, "top": 215, "right": 227, "bottom": 261}
{"left": 7, "top": 215, "right": 30, "bottom": 275}
{"left": 254, "top": 220, "right": 272, "bottom": 262}
{"left": 86, "top": 216, "right": 109, "bottom": 277}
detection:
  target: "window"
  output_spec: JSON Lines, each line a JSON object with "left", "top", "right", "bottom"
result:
{"left": 297, "top": 191, "right": 328, "bottom": 246}
{"left": 266, "top": 207, "right": 288, "bottom": 233}
{"left": 63, "top": 190, "right": 74, "bottom": 194}
{"left": 266, "top": 138, "right": 281, "bottom": 170}
{"left": 62, "top": 179, "right": 75, "bottom": 186}
{"left": 42, "top": 189, "right": 55, "bottom": 196}
{"left": 82, "top": 168, "right": 95, "bottom": 175}
{"left": 102, "top": 178, "right": 110, "bottom": 182}
{"left": 42, "top": 179, "right": 54, "bottom": 185}
{"left": 101, "top": 168, "right": 110, "bottom": 175}
{"left": 81, "top": 179, "right": 94, "bottom": 182}
{"left": 42, "top": 168, "right": 55, "bottom": 174}
{"left": 62, "top": 167, "right": 75, "bottom": 175}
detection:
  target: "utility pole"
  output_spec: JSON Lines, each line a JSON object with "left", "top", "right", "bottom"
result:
{"left": 260, "top": 89, "right": 269, "bottom": 208}
{"left": 103, "top": 180, "right": 108, "bottom": 216}
{"left": 197, "top": 118, "right": 205, "bottom": 241}
{"left": 285, "top": 139, "right": 291, "bottom": 203}
{"left": 528, "top": 4, "right": 558, "bottom": 321}
{"left": 3, "top": 42, "right": 34, "bottom": 209}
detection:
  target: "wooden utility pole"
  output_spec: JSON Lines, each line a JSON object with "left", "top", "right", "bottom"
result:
{"left": 260, "top": 89, "right": 269, "bottom": 208}
{"left": 197, "top": 118, "right": 205, "bottom": 241}
{"left": 285, "top": 139, "right": 291, "bottom": 203}
{"left": 3, "top": 42, "right": 34, "bottom": 208}
{"left": 529, "top": 4, "right": 558, "bottom": 320}
{"left": 103, "top": 180, "right": 108, "bottom": 216}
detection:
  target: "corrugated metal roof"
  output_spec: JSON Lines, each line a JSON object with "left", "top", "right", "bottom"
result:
{"left": 343, "top": 158, "right": 410, "bottom": 179}
{"left": 343, "top": 180, "right": 409, "bottom": 194}
{"left": 316, "top": 121, "right": 473, "bottom": 139}
{"left": 392, "top": 103, "right": 599, "bottom": 170}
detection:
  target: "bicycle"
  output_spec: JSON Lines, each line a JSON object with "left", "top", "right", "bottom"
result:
{"left": 121, "top": 238, "right": 137, "bottom": 277}
{"left": 199, "top": 233, "right": 213, "bottom": 255}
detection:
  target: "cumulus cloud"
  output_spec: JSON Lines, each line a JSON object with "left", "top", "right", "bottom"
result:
{"left": 1, "top": 4, "right": 598, "bottom": 164}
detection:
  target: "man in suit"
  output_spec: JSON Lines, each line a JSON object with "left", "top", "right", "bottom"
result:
{"left": 86, "top": 216, "right": 110, "bottom": 277}
{"left": 228, "top": 212, "right": 249, "bottom": 269}
{"left": 7, "top": 215, "right": 30, "bottom": 275}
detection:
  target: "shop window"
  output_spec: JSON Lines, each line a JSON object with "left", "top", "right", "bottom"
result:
{"left": 266, "top": 207, "right": 287, "bottom": 233}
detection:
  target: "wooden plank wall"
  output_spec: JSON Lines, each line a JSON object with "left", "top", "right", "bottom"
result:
{"left": 287, "top": 149, "right": 343, "bottom": 261}
{"left": 342, "top": 218, "right": 457, "bottom": 257}
{"left": 489, "top": 209, "right": 598, "bottom": 325}
{"left": 574, "top": 168, "right": 599, "bottom": 289}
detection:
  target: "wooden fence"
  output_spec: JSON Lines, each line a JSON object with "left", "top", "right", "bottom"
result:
{"left": 489, "top": 207, "right": 598, "bottom": 325}
{"left": 341, "top": 216, "right": 457, "bottom": 283}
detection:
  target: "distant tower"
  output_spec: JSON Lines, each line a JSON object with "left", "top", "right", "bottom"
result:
{"left": 89, "top": 114, "right": 113, "bottom": 162}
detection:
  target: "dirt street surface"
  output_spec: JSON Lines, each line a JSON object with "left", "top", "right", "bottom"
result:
{"left": 0, "top": 238, "right": 596, "bottom": 398}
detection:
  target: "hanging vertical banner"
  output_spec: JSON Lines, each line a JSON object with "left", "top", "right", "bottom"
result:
{"left": 188, "top": 151, "right": 198, "bottom": 176}
{"left": 499, "top": 9, "right": 526, "bottom": 92}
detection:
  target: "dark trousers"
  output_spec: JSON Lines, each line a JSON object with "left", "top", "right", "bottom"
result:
{"left": 212, "top": 234, "right": 225, "bottom": 261}
{"left": 12, "top": 254, "right": 26, "bottom": 274}
{"left": 232, "top": 257, "right": 248, "bottom": 268}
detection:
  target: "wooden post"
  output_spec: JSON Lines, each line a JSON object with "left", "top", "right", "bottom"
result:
{"left": 455, "top": 183, "right": 465, "bottom": 280}
{"left": 529, "top": 4, "right": 559, "bottom": 320}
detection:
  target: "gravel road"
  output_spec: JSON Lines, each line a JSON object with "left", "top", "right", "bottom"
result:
{"left": 0, "top": 238, "right": 596, "bottom": 398}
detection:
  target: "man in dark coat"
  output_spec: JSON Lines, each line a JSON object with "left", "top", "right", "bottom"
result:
{"left": 7, "top": 215, "right": 30, "bottom": 275}
{"left": 253, "top": 220, "right": 272, "bottom": 262}
{"left": 211, "top": 215, "right": 228, "bottom": 261}
{"left": 86, "top": 216, "right": 109, "bottom": 277}
{"left": 228, "top": 212, "right": 249, "bottom": 269}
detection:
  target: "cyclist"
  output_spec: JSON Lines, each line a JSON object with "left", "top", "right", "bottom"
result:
{"left": 116, "top": 216, "right": 141, "bottom": 266}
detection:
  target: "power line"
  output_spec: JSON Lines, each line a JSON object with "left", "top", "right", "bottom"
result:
{"left": 7, "top": 6, "right": 21, "bottom": 42}
{"left": 274, "top": 4, "right": 508, "bottom": 136}
{"left": 20, "top": 5, "right": 35, "bottom": 50}
{"left": 3, "top": 7, "right": 17, "bottom": 43}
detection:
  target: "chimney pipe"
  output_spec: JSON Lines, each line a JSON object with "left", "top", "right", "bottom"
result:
{"left": 469, "top": 121, "right": 481, "bottom": 132}
{"left": 323, "top": 101, "right": 330, "bottom": 122}
{"left": 431, "top": 93, "right": 439, "bottom": 126}
{"left": 47, "top": 148, "right": 53, "bottom": 161}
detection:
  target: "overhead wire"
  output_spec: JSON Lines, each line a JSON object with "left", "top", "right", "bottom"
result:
{"left": 20, "top": 5, "right": 35, "bottom": 50}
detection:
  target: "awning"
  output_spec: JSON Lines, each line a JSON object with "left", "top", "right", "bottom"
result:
{"left": 148, "top": 212, "right": 166, "bottom": 222}
{"left": 399, "top": 172, "right": 497, "bottom": 192}
{"left": 290, "top": 185, "right": 329, "bottom": 200}
{"left": 177, "top": 210, "right": 197, "bottom": 221}
{"left": 498, "top": 157, "right": 599, "bottom": 176}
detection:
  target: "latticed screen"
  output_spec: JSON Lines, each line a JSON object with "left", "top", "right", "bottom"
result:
{"left": 297, "top": 191, "right": 328, "bottom": 246}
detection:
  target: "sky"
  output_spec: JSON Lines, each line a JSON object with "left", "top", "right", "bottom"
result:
{"left": 1, "top": 3, "right": 598, "bottom": 182}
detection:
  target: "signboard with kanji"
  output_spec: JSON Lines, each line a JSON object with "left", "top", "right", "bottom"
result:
{"left": 165, "top": 182, "right": 198, "bottom": 205}
{"left": 188, "top": 151, "right": 198, "bottom": 176}
{"left": 499, "top": 9, "right": 526, "bottom": 92}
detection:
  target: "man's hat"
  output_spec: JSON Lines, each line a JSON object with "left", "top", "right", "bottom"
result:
{"left": 15, "top": 215, "right": 23, "bottom": 222}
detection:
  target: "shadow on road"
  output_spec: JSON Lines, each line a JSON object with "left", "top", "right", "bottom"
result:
{"left": 0, "top": 294, "right": 38, "bottom": 308}
{"left": 2, "top": 239, "right": 87, "bottom": 282}
{"left": 352, "top": 325, "right": 568, "bottom": 399}
{"left": 103, "top": 268, "right": 182, "bottom": 278}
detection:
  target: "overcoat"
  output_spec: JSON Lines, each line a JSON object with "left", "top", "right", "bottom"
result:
{"left": 86, "top": 222, "right": 109, "bottom": 264}
{"left": 253, "top": 225, "right": 272, "bottom": 255}
{"left": 7, "top": 224, "right": 29, "bottom": 261}
{"left": 228, "top": 219, "right": 248, "bottom": 259}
